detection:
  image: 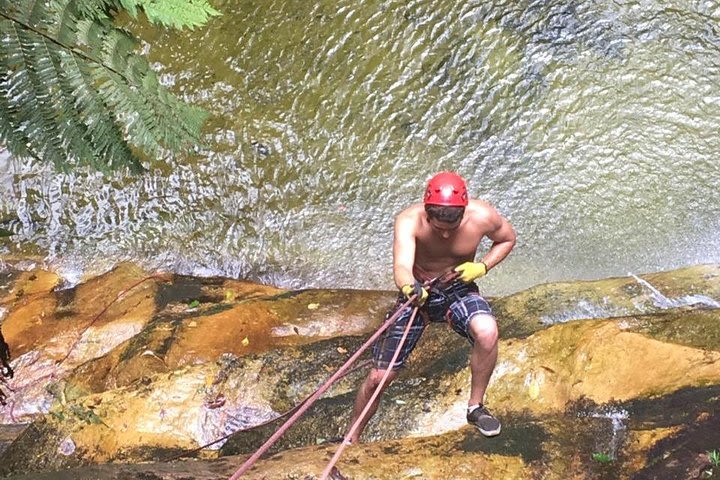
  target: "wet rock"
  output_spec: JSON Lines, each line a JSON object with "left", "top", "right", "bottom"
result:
{"left": 0, "top": 424, "right": 24, "bottom": 456}
{"left": 220, "top": 308, "right": 720, "bottom": 457}
{"left": 0, "top": 264, "right": 162, "bottom": 425}
{"left": 0, "top": 334, "right": 376, "bottom": 475}
{"left": 487, "top": 314, "right": 720, "bottom": 413}
{"left": 493, "top": 264, "right": 720, "bottom": 337}
{"left": 0, "top": 262, "right": 392, "bottom": 475}
{"left": 0, "top": 263, "right": 718, "bottom": 478}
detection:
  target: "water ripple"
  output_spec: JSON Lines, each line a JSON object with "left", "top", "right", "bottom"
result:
{"left": 2, "top": 0, "right": 720, "bottom": 293}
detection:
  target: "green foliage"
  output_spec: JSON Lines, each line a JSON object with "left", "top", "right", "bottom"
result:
{"left": 68, "top": 403, "right": 105, "bottom": 425}
{"left": 591, "top": 452, "right": 613, "bottom": 463}
{"left": 49, "top": 409, "right": 67, "bottom": 421}
{"left": 709, "top": 450, "right": 720, "bottom": 467}
{"left": 119, "top": 0, "right": 220, "bottom": 30}
{"left": 0, "top": 0, "right": 216, "bottom": 172}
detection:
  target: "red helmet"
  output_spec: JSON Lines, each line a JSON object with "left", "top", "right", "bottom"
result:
{"left": 423, "top": 172, "right": 468, "bottom": 207}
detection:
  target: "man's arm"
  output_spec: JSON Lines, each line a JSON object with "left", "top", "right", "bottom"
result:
{"left": 392, "top": 213, "right": 417, "bottom": 289}
{"left": 479, "top": 208, "right": 516, "bottom": 271}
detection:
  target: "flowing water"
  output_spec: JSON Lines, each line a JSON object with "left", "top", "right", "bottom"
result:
{"left": 1, "top": 0, "right": 720, "bottom": 294}
{"left": 630, "top": 273, "right": 720, "bottom": 309}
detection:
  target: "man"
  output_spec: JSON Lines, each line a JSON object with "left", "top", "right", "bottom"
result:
{"left": 0, "top": 327, "right": 12, "bottom": 406}
{"left": 348, "top": 171, "right": 516, "bottom": 442}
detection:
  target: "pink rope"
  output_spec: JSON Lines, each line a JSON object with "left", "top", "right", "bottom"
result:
{"left": 2, "top": 274, "right": 165, "bottom": 421}
{"left": 319, "top": 306, "right": 419, "bottom": 479}
{"left": 164, "top": 359, "right": 372, "bottom": 462}
{"left": 56, "top": 274, "right": 165, "bottom": 366}
{"left": 227, "top": 295, "right": 418, "bottom": 479}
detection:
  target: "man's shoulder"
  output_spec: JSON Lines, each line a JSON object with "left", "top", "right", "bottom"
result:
{"left": 394, "top": 204, "right": 424, "bottom": 231}
{"left": 465, "top": 199, "right": 504, "bottom": 228}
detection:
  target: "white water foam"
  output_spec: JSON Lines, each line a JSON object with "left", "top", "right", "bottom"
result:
{"left": 583, "top": 406, "right": 630, "bottom": 460}
{"left": 541, "top": 274, "right": 720, "bottom": 325}
{"left": 630, "top": 274, "right": 720, "bottom": 309}
{"left": 540, "top": 299, "right": 630, "bottom": 325}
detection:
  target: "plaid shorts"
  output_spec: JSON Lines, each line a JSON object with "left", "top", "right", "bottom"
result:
{"left": 372, "top": 280, "right": 493, "bottom": 370}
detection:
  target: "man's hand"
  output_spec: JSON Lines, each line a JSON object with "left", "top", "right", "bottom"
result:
{"left": 401, "top": 281, "right": 429, "bottom": 306}
{"left": 454, "top": 261, "right": 488, "bottom": 283}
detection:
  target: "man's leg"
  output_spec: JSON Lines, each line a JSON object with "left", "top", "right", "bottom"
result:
{"left": 465, "top": 313, "right": 501, "bottom": 436}
{"left": 348, "top": 295, "right": 426, "bottom": 443}
{"left": 347, "top": 367, "right": 399, "bottom": 443}
{"left": 467, "top": 313, "right": 499, "bottom": 406}
{"left": 446, "top": 290, "right": 501, "bottom": 436}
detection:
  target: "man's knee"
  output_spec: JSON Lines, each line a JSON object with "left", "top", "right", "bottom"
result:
{"left": 468, "top": 314, "right": 498, "bottom": 346}
{"left": 364, "top": 368, "right": 399, "bottom": 391}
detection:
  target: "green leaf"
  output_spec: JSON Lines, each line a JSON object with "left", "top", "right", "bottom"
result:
{"left": 0, "top": 0, "right": 213, "bottom": 172}
{"left": 49, "top": 410, "right": 66, "bottom": 421}
{"left": 122, "top": 0, "right": 221, "bottom": 30}
{"left": 591, "top": 452, "right": 613, "bottom": 463}
{"left": 708, "top": 450, "right": 720, "bottom": 467}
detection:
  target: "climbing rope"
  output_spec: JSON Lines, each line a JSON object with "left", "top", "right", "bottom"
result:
{"left": 227, "top": 270, "right": 460, "bottom": 478}
{"left": 319, "top": 306, "right": 420, "bottom": 479}
{"left": 56, "top": 273, "right": 169, "bottom": 366}
{"left": 164, "top": 359, "right": 373, "bottom": 462}
{"left": 227, "top": 293, "right": 420, "bottom": 480}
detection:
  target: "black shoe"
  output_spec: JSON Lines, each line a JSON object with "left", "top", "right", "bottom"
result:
{"left": 467, "top": 405, "right": 501, "bottom": 437}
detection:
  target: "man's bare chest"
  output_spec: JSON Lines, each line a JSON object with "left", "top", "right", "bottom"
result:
{"left": 415, "top": 234, "right": 481, "bottom": 259}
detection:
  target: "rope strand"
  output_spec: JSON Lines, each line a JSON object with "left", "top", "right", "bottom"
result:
{"left": 164, "top": 359, "right": 373, "bottom": 462}
{"left": 319, "top": 307, "right": 419, "bottom": 479}
{"left": 227, "top": 295, "right": 418, "bottom": 479}
{"left": 226, "top": 269, "right": 457, "bottom": 478}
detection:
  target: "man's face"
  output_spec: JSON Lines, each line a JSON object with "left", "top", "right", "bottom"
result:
{"left": 428, "top": 217, "right": 461, "bottom": 239}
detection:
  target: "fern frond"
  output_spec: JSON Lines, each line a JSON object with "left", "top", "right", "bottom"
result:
{"left": 97, "top": 68, "right": 163, "bottom": 154}
{"left": 71, "top": 0, "right": 117, "bottom": 22}
{"left": 62, "top": 55, "right": 141, "bottom": 171}
{"left": 0, "top": 0, "right": 212, "bottom": 172}
{"left": 74, "top": 17, "right": 105, "bottom": 54}
{"left": 4, "top": 0, "right": 46, "bottom": 26}
{"left": 20, "top": 27, "right": 69, "bottom": 167}
{"left": 4, "top": 21, "right": 67, "bottom": 166}
{"left": 42, "top": 38, "right": 108, "bottom": 168}
{"left": 0, "top": 20, "right": 31, "bottom": 157}
{"left": 120, "top": 0, "right": 220, "bottom": 30}
{"left": 100, "top": 27, "right": 136, "bottom": 72}
{"left": 90, "top": 21, "right": 205, "bottom": 153}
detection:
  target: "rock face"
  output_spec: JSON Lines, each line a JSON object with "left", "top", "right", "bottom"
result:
{"left": 0, "top": 261, "right": 393, "bottom": 473}
{"left": 0, "top": 263, "right": 719, "bottom": 479}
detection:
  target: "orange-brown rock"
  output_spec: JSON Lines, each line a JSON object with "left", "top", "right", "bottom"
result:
{"left": 0, "top": 263, "right": 719, "bottom": 479}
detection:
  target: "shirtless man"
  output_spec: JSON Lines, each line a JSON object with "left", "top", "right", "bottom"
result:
{"left": 0, "top": 328, "right": 13, "bottom": 405}
{"left": 348, "top": 171, "right": 516, "bottom": 442}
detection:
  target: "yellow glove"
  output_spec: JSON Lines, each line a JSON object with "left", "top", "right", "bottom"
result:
{"left": 401, "top": 282, "right": 429, "bottom": 306}
{"left": 454, "top": 261, "right": 488, "bottom": 283}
